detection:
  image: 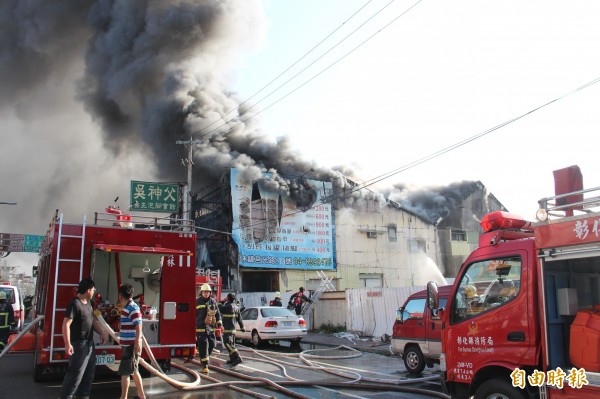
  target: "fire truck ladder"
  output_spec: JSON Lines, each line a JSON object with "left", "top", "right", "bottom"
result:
{"left": 50, "top": 213, "right": 87, "bottom": 362}
{"left": 301, "top": 270, "right": 335, "bottom": 316}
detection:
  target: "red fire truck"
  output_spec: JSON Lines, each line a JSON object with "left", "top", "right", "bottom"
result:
{"left": 428, "top": 166, "right": 600, "bottom": 398}
{"left": 31, "top": 208, "right": 197, "bottom": 381}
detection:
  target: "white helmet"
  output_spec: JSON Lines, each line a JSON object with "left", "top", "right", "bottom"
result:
{"left": 200, "top": 283, "right": 212, "bottom": 292}
{"left": 274, "top": 291, "right": 281, "bottom": 298}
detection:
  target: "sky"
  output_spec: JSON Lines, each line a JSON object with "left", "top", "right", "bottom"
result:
{"left": 232, "top": 0, "right": 600, "bottom": 220}
{"left": 2, "top": 0, "right": 600, "bottom": 273}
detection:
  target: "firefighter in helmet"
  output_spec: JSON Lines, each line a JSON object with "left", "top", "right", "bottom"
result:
{"left": 195, "top": 283, "right": 222, "bottom": 373}
{"left": 218, "top": 293, "right": 245, "bottom": 366}
{"left": 269, "top": 292, "right": 282, "bottom": 307}
{"left": 0, "top": 291, "right": 15, "bottom": 352}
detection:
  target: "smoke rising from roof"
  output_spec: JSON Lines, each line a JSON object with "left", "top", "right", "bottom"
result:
{"left": 386, "top": 181, "right": 483, "bottom": 223}
{"left": 1, "top": 0, "right": 382, "bottom": 262}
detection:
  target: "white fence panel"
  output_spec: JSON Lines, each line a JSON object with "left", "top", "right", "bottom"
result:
{"left": 346, "top": 287, "right": 425, "bottom": 338}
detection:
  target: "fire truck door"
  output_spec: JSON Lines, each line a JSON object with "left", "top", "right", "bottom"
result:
{"left": 159, "top": 254, "right": 195, "bottom": 344}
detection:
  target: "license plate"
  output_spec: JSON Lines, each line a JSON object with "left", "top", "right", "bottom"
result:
{"left": 96, "top": 354, "right": 115, "bottom": 365}
{"left": 282, "top": 321, "right": 293, "bottom": 327}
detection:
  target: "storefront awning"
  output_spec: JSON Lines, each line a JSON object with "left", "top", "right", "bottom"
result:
{"left": 93, "top": 244, "right": 191, "bottom": 256}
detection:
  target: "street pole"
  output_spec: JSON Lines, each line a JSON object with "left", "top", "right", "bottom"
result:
{"left": 175, "top": 138, "right": 203, "bottom": 230}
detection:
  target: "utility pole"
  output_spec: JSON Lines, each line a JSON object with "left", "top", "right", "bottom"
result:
{"left": 175, "top": 138, "right": 203, "bottom": 229}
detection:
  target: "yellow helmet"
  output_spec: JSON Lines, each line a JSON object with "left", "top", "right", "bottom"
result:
{"left": 274, "top": 291, "right": 281, "bottom": 298}
{"left": 200, "top": 283, "right": 212, "bottom": 292}
{"left": 465, "top": 285, "right": 478, "bottom": 299}
{"left": 0, "top": 291, "right": 6, "bottom": 300}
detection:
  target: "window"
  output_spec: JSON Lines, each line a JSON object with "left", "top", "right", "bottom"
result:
{"left": 388, "top": 225, "right": 397, "bottom": 242}
{"left": 359, "top": 273, "right": 383, "bottom": 288}
{"left": 409, "top": 239, "right": 426, "bottom": 253}
{"left": 367, "top": 231, "right": 377, "bottom": 238}
{"left": 451, "top": 256, "right": 522, "bottom": 324}
{"left": 401, "top": 298, "right": 426, "bottom": 320}
{"left": 451, "top": 229, "right": 467, "bottom": 241}
{"left": 241, "top": 308, "right": 258, "bottom": 321}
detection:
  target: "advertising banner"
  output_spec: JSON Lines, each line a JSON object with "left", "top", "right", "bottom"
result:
{"left": 230, "top": 169, "right": 335, "bottom": 270}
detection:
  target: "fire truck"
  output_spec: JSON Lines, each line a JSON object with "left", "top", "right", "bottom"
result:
{"left": 427, "top": 166, "right": 600, "bottom": 398}
{"left": 31, "top": 208, "right": 197, "bottom": 381}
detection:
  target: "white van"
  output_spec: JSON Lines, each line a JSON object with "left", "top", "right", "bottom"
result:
{"left": 0, "top": 284, "right": 24, "bottom": 332}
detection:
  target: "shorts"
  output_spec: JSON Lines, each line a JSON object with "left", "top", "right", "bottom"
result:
{"left": 117, "top": 344, "right": 140, "bottom": 376}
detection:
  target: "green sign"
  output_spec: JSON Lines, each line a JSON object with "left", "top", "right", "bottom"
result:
{"left": 0, "top": 233, "right": 44, "bottom": 253}
{"left": 130, "top": 181, "right": 180, "bottom": 213}
{"left": 24, "top": 235, "right": 44, "bottom": 253}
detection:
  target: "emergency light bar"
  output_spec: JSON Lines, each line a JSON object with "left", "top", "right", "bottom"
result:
{"left": 480, "top": 211, "right": 529, "bottom": 233}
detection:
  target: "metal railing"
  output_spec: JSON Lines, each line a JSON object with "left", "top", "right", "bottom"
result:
{"left": 538, "top": 186, "right": 600, "bottom": 215}
{"left": 93, "top": 211, "right": 194, "bottom": 231}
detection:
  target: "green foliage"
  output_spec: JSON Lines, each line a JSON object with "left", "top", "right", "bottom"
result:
{"left": 317, "top": 322, "right": 346, "bottom": 334}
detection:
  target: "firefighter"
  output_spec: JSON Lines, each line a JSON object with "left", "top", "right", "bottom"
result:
{"left": 288, "top": 287, "right": 312, "bottom": 315}
{"left": 269, "top": 291, "right": 282, "bottom": 307}
{"left": 195, "top": 283, "right": 222, "bottom": 373}
{"left": 0, "top": 291, "right": 15, "bottom": 352}
{"left": 218, "top": 293, "right": 245, "bottom": 366}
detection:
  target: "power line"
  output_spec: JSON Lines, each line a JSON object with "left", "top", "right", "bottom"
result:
{"left": 198, "top": 0, "right": 420, "bottom": 139}
{"left": 196, "top": 0, "right": 376, "bottom": 137}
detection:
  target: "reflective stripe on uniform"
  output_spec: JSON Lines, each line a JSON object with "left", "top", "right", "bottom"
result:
{"left": 222, "top": 314, "right": 235, "bottom": 318}
{"left": 0, "top": 312, "right": 8, "bottom": 328}
{"left": 196, "top": 304, "right": 206, "bottom": 309}
{"left": 196, "top": 328, "right": 206, "bottom": 332}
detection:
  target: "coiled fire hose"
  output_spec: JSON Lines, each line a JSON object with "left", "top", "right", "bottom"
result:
{"left": 93, "top": 310, "right": 202, "bottom": 389}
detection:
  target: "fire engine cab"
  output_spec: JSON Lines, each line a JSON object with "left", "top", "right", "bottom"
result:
{"left": 31, "top": 209, "right": 197, "bottom": 381}
{"left": 428, "top": 166, "right": 600, "bottom": 399}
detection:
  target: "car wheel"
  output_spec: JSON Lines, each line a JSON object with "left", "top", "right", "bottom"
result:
{"left": 403, "top": 345, "right": 426, "bottom": 374}
{"left": 251, "top": 330, "right": 261, "bottom": 347}
{"left": 475, "top": 378, "right": 527, "bottom": 399}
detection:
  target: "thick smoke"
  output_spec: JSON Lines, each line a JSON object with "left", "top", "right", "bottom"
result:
{"left": 0, "top": 0, "right": 373, "bottom": 266}
{"left": 386, "top": 181, "right": 481, "bottom": 223}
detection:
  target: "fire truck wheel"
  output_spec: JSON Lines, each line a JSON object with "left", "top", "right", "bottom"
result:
{"left": 475, "top": 378, "right": 526, "bottom": 399}
{"left": 403, "top": 345, "right": 426, "bottom": 374}
{"left": 251, "top": 330, "right": 262, "bottom": 347}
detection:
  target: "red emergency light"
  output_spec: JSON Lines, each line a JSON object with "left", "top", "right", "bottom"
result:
{"left": 480, "top": 211, "right": 529, "bottom": 233}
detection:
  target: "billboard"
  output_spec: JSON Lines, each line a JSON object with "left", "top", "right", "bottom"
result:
{"left": 230, "top": 169, "right": 335, "bottom": 270}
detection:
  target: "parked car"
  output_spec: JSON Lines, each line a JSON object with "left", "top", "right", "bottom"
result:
{"left": 391, "top": 285, "right": 452, "bottom": 374}
{"left": 0, "top": 284, "right": 25, "bottom": 332}
{"left": 238, "top": 306, "right": 307, "bottom": 346}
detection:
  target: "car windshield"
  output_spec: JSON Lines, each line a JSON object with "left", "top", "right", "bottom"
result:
{"left": 261, "top": 307, "right": 295, "bottom": 318}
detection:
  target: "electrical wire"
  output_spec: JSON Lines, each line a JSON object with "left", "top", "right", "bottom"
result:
{"left": 197, "top": 0, "right": 422, "bottom": 140}
{"left": 196, "top": 0, "right": 376, "bottom": 137}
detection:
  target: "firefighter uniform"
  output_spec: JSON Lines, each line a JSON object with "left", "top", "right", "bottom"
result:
{"left": 195, "top": 284, "right": 222, "bottom": 372}
{"left": 0, "top": 291, "right": 15, "bottom": 352}
{"left": 219, "top": 293, "right": 244, "bottom": 366}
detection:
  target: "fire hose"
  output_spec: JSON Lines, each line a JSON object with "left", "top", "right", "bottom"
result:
{"left": 92, "top": 311, "right": 202, "bottom": 389}
{"left": 0, "top": 315, "right": 45, "bottom": 360}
